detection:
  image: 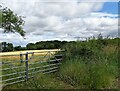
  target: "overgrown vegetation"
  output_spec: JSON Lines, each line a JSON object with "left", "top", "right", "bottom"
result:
{"left": 57, "top": 38, "right": 119, "bottom": 89}
{"left": 2, "top": 73, "right": 73, "bottom": 90}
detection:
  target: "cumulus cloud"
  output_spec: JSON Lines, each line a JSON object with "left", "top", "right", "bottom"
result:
{"left": 0, "top": 0, "right": 118, "bottom": 46}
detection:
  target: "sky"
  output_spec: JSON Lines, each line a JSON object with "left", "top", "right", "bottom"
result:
{"left": 0, "top": 0, "right": 119, "bottom": 47}
{"left": 99, "top": 2, "right": 118, "bottom": 14}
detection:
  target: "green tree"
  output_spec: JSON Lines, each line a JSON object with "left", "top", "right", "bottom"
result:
{"left": 1, "top": 42, "right": 7, "bottom": 52}
{"left": 7, "top": 43, "right": 13, "bottom": 51}
{"left": 0, "top": 5, "right": 25, "bottom": 37}
{"left": 14, "top": 46, "right": 22, "bottom": 51}
{"left": 27, "top": 43, "right": 36, "bottom": 50}
{"left": 1, "top": 42, "right": 13, "bottom": 52}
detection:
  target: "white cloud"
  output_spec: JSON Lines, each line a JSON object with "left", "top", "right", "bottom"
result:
{"left": 0, "top": 0, "right": 118, "bottom": 46}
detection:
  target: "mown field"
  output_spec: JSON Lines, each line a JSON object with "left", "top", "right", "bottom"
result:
{"left": 1, "top": 38, "right": 120, "bottom": 90}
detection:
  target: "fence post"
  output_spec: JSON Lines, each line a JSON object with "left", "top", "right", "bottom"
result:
{"left": 20, "top": 54, "right": 23, "bottom": 63}
{"left": 49, "top": 51, "right": 50, "bottom": 59}
{"left": 25, "top": 52, "right": 28, "bottom": 80}
{"left": 32, "top": 52, "right": 33, "bottom": 56}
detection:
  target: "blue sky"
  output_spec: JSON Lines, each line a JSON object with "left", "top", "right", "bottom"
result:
{"left": 100, "top": 2, "right": 118, "bottom": 14}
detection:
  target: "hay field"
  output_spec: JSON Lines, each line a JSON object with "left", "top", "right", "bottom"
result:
{"left": 0, "top": 49, "right": 60, "bottom": 62}
{"left": 0, "top": 49, "right": 60, "bottom": 56}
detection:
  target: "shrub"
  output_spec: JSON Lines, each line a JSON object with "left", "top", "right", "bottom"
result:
{"left": 57, "top": 39, "right": 118, "bottom": 89}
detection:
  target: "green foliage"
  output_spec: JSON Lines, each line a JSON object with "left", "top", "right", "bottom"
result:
{"left": 3, "top": 74, "right": 73, "bottom": 90}
{"left": 63, "top": 42, "right": 94, "bottom": 60}
{"left": 1, "top": 40, "right": 68, "bottom": 52}
{"left": 26, "top": 43, "right": 36, "bottom": 50}
{"left": 26, "top": 40, "right": 67, "bottom": 50}
{"left": 14, "top": 46, "right": 27, "bottom": 51}
{"left": 0, "top": 6, "right": 25, "bottom": 37}
{"left": 57, "top": 38, "right": 119, "bottom": 89}
{"left": 1, "top": 42, "right": 13, "bottom": 52}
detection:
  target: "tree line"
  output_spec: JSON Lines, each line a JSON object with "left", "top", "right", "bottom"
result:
{"left": 1, "top": 40, "right": 68, "bottom": 52}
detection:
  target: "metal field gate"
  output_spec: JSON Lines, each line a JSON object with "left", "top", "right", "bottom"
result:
{"left": 0, "top": 50, "right": 64, "bottom": 87}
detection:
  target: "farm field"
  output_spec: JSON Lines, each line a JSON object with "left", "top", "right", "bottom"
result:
{"left": 0, "top": 49, "right": 60, "bottom": 56}
{"left": 0, "top": 49, "right": 60, "bottom": 62}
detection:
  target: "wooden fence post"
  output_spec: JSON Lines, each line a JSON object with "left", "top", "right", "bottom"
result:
{"left": 25, "top": 52, "right": 28, "bottom": 80}
{"left": 20, "top": 54, "right": 23, "bottom": 63}
{"left": 49, "top": 51, "right": 50, "bottom": 59}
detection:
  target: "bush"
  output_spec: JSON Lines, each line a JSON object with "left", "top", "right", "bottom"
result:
{"left": 57, "top": 39, "right": 118, "bottom": 89}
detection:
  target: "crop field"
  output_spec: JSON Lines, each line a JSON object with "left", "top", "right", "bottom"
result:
{"left": 0, "top": 49, "right": 59, "bottom": 56}
{"left": 0, "top": 49, "right": 59, "bottom": 62}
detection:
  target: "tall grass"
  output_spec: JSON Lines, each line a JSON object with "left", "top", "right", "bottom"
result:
{"left": 2, "top": 73, "right": 73, "bottom": 90}
{"left": 57, "top": 38, "right": 119, "bottom": 89}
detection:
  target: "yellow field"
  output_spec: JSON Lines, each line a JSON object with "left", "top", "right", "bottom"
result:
{"left": 0, "top": 49, "right": 60, "bottom": 63}
{"left": 0, "top": 49, "right": 60, "bottom": 56}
